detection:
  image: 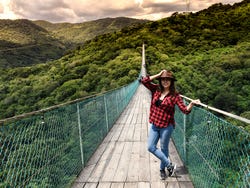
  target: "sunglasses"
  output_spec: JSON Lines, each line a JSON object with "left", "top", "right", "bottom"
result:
{"left": 160, "top": 77, "right": 172, "bottom": 81}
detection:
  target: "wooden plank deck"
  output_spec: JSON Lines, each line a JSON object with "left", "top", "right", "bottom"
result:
{"left": 71, "top": 84, "right": 194, "bottom": 188}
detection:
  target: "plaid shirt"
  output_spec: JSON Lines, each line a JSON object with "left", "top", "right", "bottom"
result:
{"left": 141, "top": 76, "right": 191, "bottom": 128}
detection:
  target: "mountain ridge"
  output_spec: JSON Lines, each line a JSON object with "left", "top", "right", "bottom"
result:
{"left": 0, "top": 17, "right": 149, "bottom": 67}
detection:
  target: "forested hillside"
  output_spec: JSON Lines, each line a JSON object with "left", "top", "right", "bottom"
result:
{"left": 0, "top": 0, "right": 249, "bottom": 130}
{"left": 0, "top": 19, "right": 65, "bottom": 67}
{"left": 34, "top": 17, "right": 149, "bottom": 46}
{"left": 0, "top": 17, "right": 148, "bottom": 67}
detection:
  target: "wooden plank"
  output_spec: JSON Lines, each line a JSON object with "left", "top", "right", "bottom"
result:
{"left": 125, "top": 106, "right": 136, "bottom": 125}
{"left": 142, "top": 112, "right": 148, "bottom": 124}
{"left": 113, "top": 142, "right": 133, "bottom": 182}
{"left": 110, "top": 183, "right": 124, "bottom": 188}
{"left": 86, "top": 141, "right": 112, "bottom": 166}
{"left": 119, "top": 114, "right": 128, "bottom": 124}
{"left": 83, "top": 183, "right": 98, "bottom": 188}
{"left": 71, "top": 182, "right": 85, "bottom": 188}
{"left": 133, "top": 123, "right": 141, "bottom": 142}
{"left": 101, "top": 153, "right": 120, "bottom": 181}
{"left": 126, "top": 141, "right": 140, "bottom": 182}
{"left": 131, "top": 114, "right": 138, "bottom": 124}
{"left": 151, "top": 181, "right": 166, "bottom": 188}
{"left": 167, "top": 175, "right": 178, "bottom": 183}
{"left": 150, "top": 153, "right": 161, "bottom": 182}
{"left": 139, "top": 155, "right": 150, "bottom": 173}
{"left": 101, "top": 142, "right": 125, "bottom": 181}
{"left": 119, "top": 126, "right": 129, "bottom": 141}
{"left": 102, "top": 123, "right": 120, "bottom": 143}
{"left": 87, "top": 141, "right": 116, "bottom": 182}
{"left": 87, "top": 160, "right": 107, "bottom": 182}
{"left": 114, "top": 141, "right": 126, "bottom": 154}
{"left": 125, "top": 123, "right": 135, "bottom": 141}
{"left": 139, "top": 142, "right": 150, "bottom": 181}
{"left": 166, "top": 182, "right": 180, "bottom": 188}
{"left": 119, "top": 107, "right": 136, "bottom": 141}
{"left": 179, "top": 182, "right": 194, "bottom": 188}
{"left": 124, "top": 182, "right": 137, "bottom": 188}
{"left": 136, "top": 111, "right": 143, "bottom": 124}
{"left": 74, "top": 164, "right": 95, "bottom": 182}
{"left": 169, "top": 141, "right": 192, "bottom": 182}
{"left": 138, "top": 182, "right": 150, "bottom": 188}
{"left": 111, "top": 124, "right": 124, "bottom": 142}
{"left": 97, "top": 182, "right": 111, "bottom": 188}
{"left": 140, "top": 124, "right": 148, "bottom": 142}
{"left": 75, "top": 130, "right": 117, "bottom": 183}
{"left": 130, "top": 107, "right": 138, "bottom": 124}
{"left": 99, "top": 141, "right": 116, "bottom": 161}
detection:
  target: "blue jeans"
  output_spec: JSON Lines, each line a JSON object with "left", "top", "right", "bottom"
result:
{"left": 147, "top": 123, "right": 174, "bottom": 170}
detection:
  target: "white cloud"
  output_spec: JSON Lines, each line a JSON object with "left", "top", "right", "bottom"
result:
{"left": 0, "top": 0, "right": 20, "bottom": 19}
{"left": 9, "top": 0, "right": 73, "bottom": 22}
{"left": 0, "top": 3, "right": 3, "bottom": 13}
{"left": 67, "top": 0, "right": 143, "bottom": 21}
{"left": 0, "top": 0, "right": 244, "bottom": 23}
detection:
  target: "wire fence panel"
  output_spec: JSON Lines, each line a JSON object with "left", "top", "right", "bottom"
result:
{"left": 173, "top": 102, "right": 250, "bottom": 188}
{"left": 1, "top": 78, "right": 249, "bottom": 188}
{"left": 0, "top": 80, "right": 139, "bottom": 188}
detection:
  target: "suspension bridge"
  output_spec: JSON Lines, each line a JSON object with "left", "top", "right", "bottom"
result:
{"left": 0, "top": 44, "right": 249, "bottom": 188}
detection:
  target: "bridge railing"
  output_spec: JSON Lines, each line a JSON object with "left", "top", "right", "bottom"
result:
{"left": 0, "top": 80, "right": 139, "bottom": 188}
{"left": 173, "top": 99, "right": 250, "bottom": 188}
{"left": 140, "top": 43, "right": 249, "bottom": 187}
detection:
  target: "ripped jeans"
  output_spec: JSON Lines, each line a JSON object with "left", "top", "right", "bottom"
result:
{"left": 147, "top": 123, "right": 174, "bottom": 170}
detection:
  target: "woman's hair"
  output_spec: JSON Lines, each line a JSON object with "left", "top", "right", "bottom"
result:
{"left": 159, "top": 79, "right": 176, "bottom": 96}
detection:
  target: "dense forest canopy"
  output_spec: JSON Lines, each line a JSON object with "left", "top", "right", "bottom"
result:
{"left": 0, "top": 0, "right": 249, "bottom": 131}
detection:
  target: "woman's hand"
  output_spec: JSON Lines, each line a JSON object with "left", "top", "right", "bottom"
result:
{"left": 187, "top": 99, "right": 201, "bottom": 111}
{"left": 150, "top": 70, "right": 166, "bottom": 80}
{"left": 191, "top": 99, "right": 201, "bottom": 106}
{"left": 156, "top": 70, "right": 167, "bottom": 78}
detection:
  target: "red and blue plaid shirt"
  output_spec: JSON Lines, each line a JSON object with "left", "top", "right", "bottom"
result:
{"left": 141, "top": 76, "right": 191, "bottom": 128}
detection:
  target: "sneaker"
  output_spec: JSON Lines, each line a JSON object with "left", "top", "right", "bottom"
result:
{"left": 167, "top": 163, "right": 176, "bottom": 177}
{"left": 160, "top": 169, "right": 167, "bottom": 180}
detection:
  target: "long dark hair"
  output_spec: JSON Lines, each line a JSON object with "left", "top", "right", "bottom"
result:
{"left": 159, "top": 79, "right": 176, "bottom": 96}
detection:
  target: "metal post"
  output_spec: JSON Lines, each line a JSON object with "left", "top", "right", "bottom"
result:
{"left": 183, "top": 113, "right": 187, "bottom": 163}
{"left": 77, "top": 103, "right": 84, "bottom": 165}
{"left": 141, "top": 43, "right": 146, "bottom": 76}
{"left": 116, "top": 93, "right": 119, "bottom": 115}
{"left": 104, "top": 95, "right": 109, "bottom": 132}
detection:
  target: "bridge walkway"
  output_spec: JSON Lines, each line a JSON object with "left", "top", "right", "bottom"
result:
{"left": 72, "top": 84, "right": 194, "bottom": 188}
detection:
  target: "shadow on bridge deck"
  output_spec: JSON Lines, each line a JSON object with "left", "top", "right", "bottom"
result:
{"left": 72, "top": 84, "right": 194, "bottom": 188}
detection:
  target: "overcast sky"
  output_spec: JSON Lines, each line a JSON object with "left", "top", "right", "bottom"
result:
{"left": 0, "top": 0, "right": 243, "bottom": 23}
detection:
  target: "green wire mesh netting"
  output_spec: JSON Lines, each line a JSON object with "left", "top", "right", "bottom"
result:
{"left": 173, "top": 102, "right": 250, "bottom": 188}
{"left": 0, "top": 80, "right": 139, "bottom": 188}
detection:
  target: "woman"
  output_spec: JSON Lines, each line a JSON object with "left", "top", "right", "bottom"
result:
{"left": 140, "top": 70, "right": 200, "bottom": 180}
